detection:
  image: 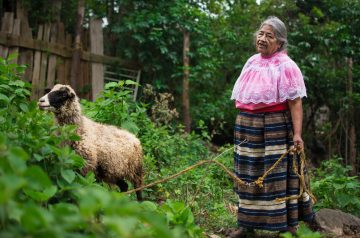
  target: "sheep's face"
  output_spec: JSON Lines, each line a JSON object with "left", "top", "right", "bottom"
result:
{"left": 38, "top": 84, "right": 76, "bottom": 112}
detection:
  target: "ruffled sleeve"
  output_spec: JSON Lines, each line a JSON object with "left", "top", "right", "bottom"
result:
{"left": 278, "top": 60, "right": 307, "bottom": 102}
{"left": 230, "top": 55, "right": 256, "bottom": 101}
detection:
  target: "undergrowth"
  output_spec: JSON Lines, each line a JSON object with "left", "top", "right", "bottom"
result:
{"left": 1, "top": 57, "right": 358, "bottom": 237}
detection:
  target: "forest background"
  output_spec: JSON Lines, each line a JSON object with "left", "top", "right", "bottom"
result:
{"left": 0, "top": 0, "right": 359, "bottom": 237}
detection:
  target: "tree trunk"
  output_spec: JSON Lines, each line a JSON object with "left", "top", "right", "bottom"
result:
{"left": 70, "top": 0, "right": 85, "bottom": 92}
{"left": 347, "top": 57, "right": 356, "bottom": 175}
{"left": 107, "top": 0, "right": 114, "bottom": 23}
{"left": 182, "top": 30, "right": 191, "bottom": 133}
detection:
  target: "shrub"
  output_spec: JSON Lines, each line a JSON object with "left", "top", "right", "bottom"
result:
{"left": 311, "top": 157, "right": 360, "bottom": 216}
{"left": 0, "top": 57, "right": 203, "bottom": 238}
{"left": 81, "top": 80, "right": 238, "bottom": 233}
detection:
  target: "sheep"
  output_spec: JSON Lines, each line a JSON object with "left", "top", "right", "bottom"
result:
{"left": 38, "top": 84, "right": 144, "bottom": 201}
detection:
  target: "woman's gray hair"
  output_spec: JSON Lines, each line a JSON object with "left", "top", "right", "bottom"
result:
{"left": 254, "top": 16, "right": 288, "bottom": 52}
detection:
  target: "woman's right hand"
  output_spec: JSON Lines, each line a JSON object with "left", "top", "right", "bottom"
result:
{"left": 293, "top": 134, "right": 304, "bottom": 151}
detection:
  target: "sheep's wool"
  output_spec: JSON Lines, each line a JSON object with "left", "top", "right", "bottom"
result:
{"left": 40, "top": 84, "right": 143, "bottom": 200}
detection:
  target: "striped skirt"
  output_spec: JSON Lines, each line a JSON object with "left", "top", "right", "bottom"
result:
{"left": 234, "top": 110, "right": 313, "bottom": 231}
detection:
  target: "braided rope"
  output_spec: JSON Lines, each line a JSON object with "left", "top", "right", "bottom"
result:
{"left": 124, "top": 145, "right": 246, "bottom": 195}
{"left": 124, "top": 142, "right": 317, "bottom": 204}
{"left": 275, "top": 150, "right": 317, "bottom": 203}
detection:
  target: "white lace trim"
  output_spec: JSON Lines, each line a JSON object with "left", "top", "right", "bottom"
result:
{"left": 231, "top": 53, "right": 307, "bottom": 103}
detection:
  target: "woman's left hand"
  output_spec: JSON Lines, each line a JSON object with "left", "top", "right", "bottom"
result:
{"left": 293, "top": 134, "right": 304, "bottom": 151}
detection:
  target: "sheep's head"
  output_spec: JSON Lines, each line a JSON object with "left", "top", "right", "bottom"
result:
{"left": 38, "top": 84, "right": 77, "bottom": 113}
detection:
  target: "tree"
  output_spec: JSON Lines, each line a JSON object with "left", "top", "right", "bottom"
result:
{"left": 93, "top": 0, "right": 217, "bottom": 132}
{"left": 291, "top": 0, "right": 360, "bottom": 172}
{"left": 182, "top": 29, "right": 191, "bottom": 132}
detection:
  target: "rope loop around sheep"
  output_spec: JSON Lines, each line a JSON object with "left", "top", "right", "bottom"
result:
{"left": 124, "top": 140, "right": 316, "bottom": 204}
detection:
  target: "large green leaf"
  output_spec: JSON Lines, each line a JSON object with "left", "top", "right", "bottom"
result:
{"left": 24, "top": 166, "right": 53, "bottom": 189}
{"left": 61, "top": 169, "right": 76, "bottom": 184}
{"left": 23, "top": 185, "right": 58, "bottom": 202}
{"left": 7, "top": 146, "right": 29, "bottom": 173}
{"left": 0, "top": 93, "right": 9, "bottom": 103}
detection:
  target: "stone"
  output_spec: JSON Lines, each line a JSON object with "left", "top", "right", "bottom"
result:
{"left": 208, "top": 234, "right": 221, "bottom": 238}
{"left": 314, "top": 208, "right": 360, "bottom": 236}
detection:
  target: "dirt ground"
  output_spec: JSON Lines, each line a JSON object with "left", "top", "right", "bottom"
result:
{"left": 206, "top": 227, "right": 360, "bottom": 238}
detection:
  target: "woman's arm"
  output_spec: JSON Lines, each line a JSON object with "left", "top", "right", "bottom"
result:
{"left": 288, "top": 97, "right": 304, "bottom": 150}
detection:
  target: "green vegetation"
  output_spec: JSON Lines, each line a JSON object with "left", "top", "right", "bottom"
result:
{"left": 0, "top": 57, "right": 204, "bottom": 238}
{"left": 2, "top": 54, "right": 359, "bottom": 237}
{"left": 312, "top": 157, "right": 360, "bottom": 216}
{"left": 1, "top": 0, "right": 360, "bottom": 237}
{"left": 0, "top": 54, "right": 238, "bottom": 237}
{"left": 81, "top": 78, "right": 238, "bottom": 232}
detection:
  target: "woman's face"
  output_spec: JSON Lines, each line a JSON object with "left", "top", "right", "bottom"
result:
{"left": 256, "top": 24, "right": 281, "bottom": 56}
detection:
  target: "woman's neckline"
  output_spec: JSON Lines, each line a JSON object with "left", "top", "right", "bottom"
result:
{"left": 259, "top": 51, "right": 284, "bottom": 59}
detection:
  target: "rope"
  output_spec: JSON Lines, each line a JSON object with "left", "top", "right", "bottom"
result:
{"left": 124, "top": 141, "right": 317, "bottom": 204}
{"left": 275, "top": 149, "right": 317, "bottom": 204}
{"left": 124, "top": 145, "right": 246, "bottom": 195}
{"left": 253, "top": 147, "right": 295, "bottom": 188}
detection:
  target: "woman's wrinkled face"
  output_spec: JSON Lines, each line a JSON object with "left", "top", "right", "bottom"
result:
{"left": 256, "top": 24, "right": 281, "bottom": 56}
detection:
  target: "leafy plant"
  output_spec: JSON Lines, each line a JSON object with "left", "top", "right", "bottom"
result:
{"left": 311, "top": 157, "right": 360, "bottom": 216}
{"left": 0, "top": 58, "right": 203, "bottom": 238}
{"left": 80, "top": 79, "right": 237, "bottom": 233}
{"left": 160, "top": 200, "right": 203, "bottom": 237}
{"left": 81, "top": 80, "right": 145, "bottom": 135}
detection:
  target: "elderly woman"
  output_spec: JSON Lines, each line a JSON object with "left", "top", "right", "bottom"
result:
{"left": 230, "top": 16, "right": 313, "bottom": 235}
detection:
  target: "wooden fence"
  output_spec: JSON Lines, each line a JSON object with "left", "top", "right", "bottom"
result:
{"left": 0, "top": 12, "right": 140, "bottom": 101}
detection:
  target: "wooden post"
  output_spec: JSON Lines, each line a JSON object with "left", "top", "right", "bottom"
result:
{"left": 56, "top": 22, "right": 66, "bottom": 84}
{"left": 52, "top": 0, "right": 62, "bottom": 22}
{"left": 70, "top": 0, "right": 85, "bottom": 92}
{"left": 90, "top": 17, "right": 104, "bottom": 100}
{"left": 8, "top": 18, "right": 20, "bottom": 64}
{"left": 79, "top": 28, "right": 88, "bottom": 98}
{"left": 17, "top": 0, "right": 34, "bottom": 82}
{"left": 47, "top": 23, "right": 57, "bottom": 87}
{"left": 39, "top": 23, "right": 51, "bottom": 94}
{"left": 133, "top": 70, "right": 141, "bottom": 101}
{"left": 31, "top": 25, "right": 44, "bottom": 100}
{"left": 16, "top": 0, "right": 28, "bottom": 20}
{"left": 0, "top": 12, "right": 14, "bottom": 59}
{"left": 182, "top": 29, "right": 191, "bottom": 133}
{"left": 65, "top": 33, "right": 72, "bottom": 85}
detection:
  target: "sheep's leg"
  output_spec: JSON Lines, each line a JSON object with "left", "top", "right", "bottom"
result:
{"left": 117, "top": 179, "right": 142, "bottom": 201}
{"left": 133, "top": 168, "right": 143, "bottom": 201}
{"left": 134, "top": 181, "right": 143, "bottom": 201}
{"left": 117, "top": 179, "right": 129, "bottom": 192}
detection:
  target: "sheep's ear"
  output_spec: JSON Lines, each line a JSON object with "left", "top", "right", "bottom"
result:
{"left": 69, "top": 91, "right": 75, "bottom": 99}
{"left": 44, "top": 88, "right": 51, "bottom": 94}
{"left": 59, "top": 86, "right": 75, "bottom": 99}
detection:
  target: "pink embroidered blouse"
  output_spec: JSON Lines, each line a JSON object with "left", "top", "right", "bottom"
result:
{"left": 231, "top": 51, "right": 307, "bottom": 111}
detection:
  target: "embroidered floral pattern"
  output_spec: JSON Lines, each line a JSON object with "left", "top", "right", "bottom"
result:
{"left": 231, "top": 52, "right": 307, "bottom": 104}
